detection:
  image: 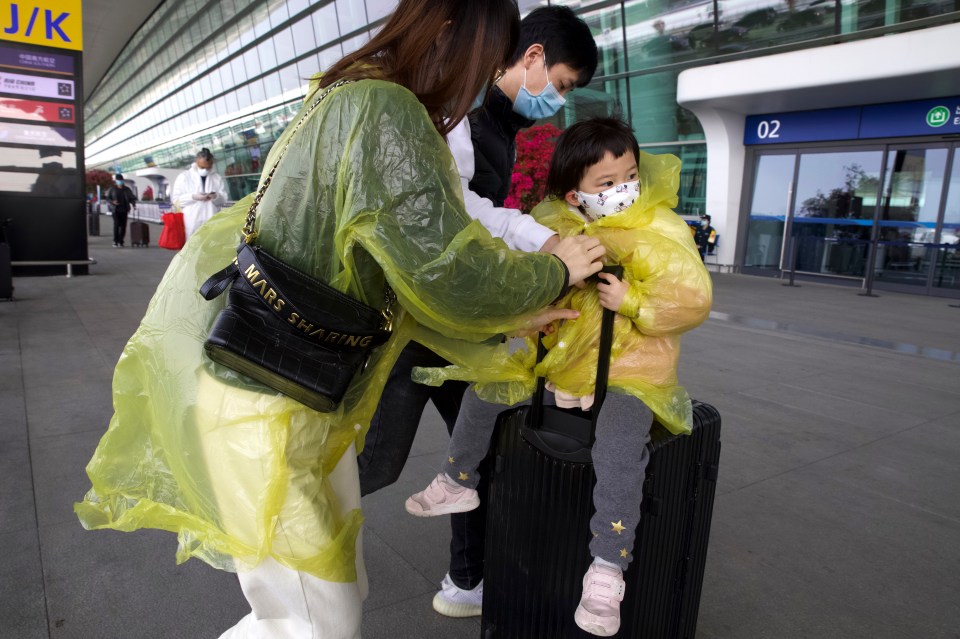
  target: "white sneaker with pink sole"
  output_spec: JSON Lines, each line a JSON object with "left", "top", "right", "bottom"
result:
{"left": 405, "top": 473, "right": 480, "bottom": 517}
{"left": 574, "top": 562, "right": 626, "bottom": 637}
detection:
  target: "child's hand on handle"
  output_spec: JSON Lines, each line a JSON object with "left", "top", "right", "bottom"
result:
{"left": 596, "top": 272, "right": 629, "bottom": 312}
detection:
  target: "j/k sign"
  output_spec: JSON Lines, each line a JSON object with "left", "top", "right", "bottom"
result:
{"left": 0, "top": 0, "right": 82, "bottom": 51}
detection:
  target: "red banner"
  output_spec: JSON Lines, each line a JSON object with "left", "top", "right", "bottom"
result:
{"left": 0, "top": 96, "right": 74, "bottom": 123}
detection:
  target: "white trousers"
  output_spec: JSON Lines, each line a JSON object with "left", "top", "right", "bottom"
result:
{"left": 218, "top": 443, "right": 368, "bottom": 639}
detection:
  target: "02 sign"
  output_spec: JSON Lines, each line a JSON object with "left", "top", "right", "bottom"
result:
{"left": 0, "top": 0, "right": 82, "bottom": 51}
{"left": 756, "top": 119, "right": 781, "bottom": 140}
{"left": 744, "top": 107, "right": 862, "bottom": 145}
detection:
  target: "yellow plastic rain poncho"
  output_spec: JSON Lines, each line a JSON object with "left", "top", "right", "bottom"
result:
{"left": 74, "top": 78, "right": 567, "bottom": 583}
{"left": 416, "top": 151, "right": 712, "bottom": 434}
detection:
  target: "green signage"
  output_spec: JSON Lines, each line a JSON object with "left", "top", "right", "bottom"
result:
{"left": 926, "top": 106, "right": 950, "bottom": 128}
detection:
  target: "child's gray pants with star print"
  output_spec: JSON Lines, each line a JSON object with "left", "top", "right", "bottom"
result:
{"left": 442, "top": 386, "right": 653, "bottom": 571}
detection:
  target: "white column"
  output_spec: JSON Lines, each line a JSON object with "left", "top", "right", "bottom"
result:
{"left": 686, "top": 106, "right": 746, "bottom": 268}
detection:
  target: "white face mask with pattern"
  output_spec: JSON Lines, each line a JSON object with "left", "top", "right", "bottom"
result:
{"left": 574, "top": 180, "right": 640, "bottom": 219}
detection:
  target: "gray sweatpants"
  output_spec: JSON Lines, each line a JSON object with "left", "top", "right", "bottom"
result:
{"left": 443, "top": 387, "right": 653, "bottom": 570}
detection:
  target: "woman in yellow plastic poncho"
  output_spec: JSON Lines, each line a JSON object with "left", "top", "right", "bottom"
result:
{"left": 74, "top": 2, "right": 605, "bottom": 637}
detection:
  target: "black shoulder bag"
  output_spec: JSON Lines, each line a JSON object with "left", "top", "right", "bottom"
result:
{"left": 199, "top": 79, "right": 396, "bottom": 413}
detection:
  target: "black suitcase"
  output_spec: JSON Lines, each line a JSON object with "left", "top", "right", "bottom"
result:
{"left": 88, "top": 211, "right": 100, "bottom": 236}
{"left": 0, "top": 241, "right": 12, "bottom": 300}
{"left": 0, "top": 219, "right": 12, "bottom": 300}
{"left": 130, "top": 210, "right": 149, "bottom": 247}
{"left": 481, "top": 283, "right": 721, "bottom": 639}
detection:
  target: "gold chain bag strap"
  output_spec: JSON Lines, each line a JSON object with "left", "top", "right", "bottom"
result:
{"left": 199, "top": 79, "right": 396, "bottom": 412}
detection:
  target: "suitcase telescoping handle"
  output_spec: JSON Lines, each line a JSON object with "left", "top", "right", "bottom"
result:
{"left": 526, "top": 264, "right": 622, "bottom": 461}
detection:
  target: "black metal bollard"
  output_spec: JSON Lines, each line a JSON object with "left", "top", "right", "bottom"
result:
{"left": 782, "top": 232, "right": 800, "bottom": 287}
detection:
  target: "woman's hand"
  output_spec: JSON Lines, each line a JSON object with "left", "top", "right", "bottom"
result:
{"left": 549, "top": 235, "right": 605, "bottom": 288}
{"left": 538, "top": 234, "right": 560, "bottom": 253}
{"left": 596, "top": 272, "right": 629, "bottom": 312}
{"left": 508, "top": 307, "right": 580, "bottom": 338}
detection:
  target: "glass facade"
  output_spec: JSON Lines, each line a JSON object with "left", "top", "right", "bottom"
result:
{"left": 87, "top": 0, "right": 960, "bottom": 212}
{"left": 86, "top": 0, "right": 387, "bottom": 199}
{"left": 743, "top": 142, "right": 960, "bottom": 295}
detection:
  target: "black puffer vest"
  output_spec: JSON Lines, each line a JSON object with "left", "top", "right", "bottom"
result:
{"left": 468, "top": 86, "right": 535, "bottom": 206}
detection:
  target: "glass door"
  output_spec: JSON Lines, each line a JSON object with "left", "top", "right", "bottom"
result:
{"left": 871, "top": 146, "right": 950, "bottom": 293}
{"left": 743, "top": 153, "right": 796, "bottom": 271}
{"left": 934, "top": 146, "right": 960, "bottom": 294}
{"left": 790, "top": 149, "right": 885, "bottom": 277}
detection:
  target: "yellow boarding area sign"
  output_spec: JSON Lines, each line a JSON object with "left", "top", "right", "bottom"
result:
{"left": 0, "top": 0, "right": 82, "bottom": 51}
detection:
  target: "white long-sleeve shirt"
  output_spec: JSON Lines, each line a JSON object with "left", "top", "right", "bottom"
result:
{"left": 447, "top": 119, "right": 555, "bottom": 253}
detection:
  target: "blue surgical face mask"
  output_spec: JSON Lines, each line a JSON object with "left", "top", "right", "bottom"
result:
{"left": 513, "top": 58, "right": 566, "bottom": 120}
{"left": 116, "top": 180, "right": 124, "bottom": 187}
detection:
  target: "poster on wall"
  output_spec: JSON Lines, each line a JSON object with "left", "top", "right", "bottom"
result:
{"left": 0, "top": 121, "right": 76, "bottom": 147}
{"left": 0, "top": 97, "right": 74, "bottom": 123}
{"left": 0, "top": 0, "right": 85, "bottom": 266}
{"left": 0, "top": 145, "right": 77, "bottom": 170}
{"left": 0, "top": 168, "right": 78, "bottom": 197}
{"left": 0, "top": 70, "right": 74, "bottom": 99}
{"left": 0, "top": 0, "right": 82, "bottom": 201}
{"left": 0, "top": 44, "right": 74, "bottom": 75}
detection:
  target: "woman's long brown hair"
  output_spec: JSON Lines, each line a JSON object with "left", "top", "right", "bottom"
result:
{"left": 320, "top": 0, "right": 519, "bottom": 136}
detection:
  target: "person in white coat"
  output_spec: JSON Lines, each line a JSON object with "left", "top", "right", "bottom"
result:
{"left": 172, "top": 148, "right": 228, "bottom": 238}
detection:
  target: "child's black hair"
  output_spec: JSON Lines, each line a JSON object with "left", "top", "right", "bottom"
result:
{"left": 511, "top": 6, "right": 598, "bottom": 88}
{"left": 546, "top": 117, "right": 640, "bottom": 198}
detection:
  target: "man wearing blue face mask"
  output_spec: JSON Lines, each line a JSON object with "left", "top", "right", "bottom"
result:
{"left": 459, "top": 6, "right": 598, "bottom": 249}
{"left": 359, "top": 5, "right": 599, "bottom": 620}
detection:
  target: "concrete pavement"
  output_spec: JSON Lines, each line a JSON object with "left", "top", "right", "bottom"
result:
{"left": 2, "top": 226, "right": 959, "bottom": 638}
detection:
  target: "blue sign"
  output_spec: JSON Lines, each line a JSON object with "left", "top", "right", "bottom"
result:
{"left": 860, "top": 98, "right": 960, "bottom": 139}
{"left": 744, "top": 107, "right": 861, "bottom": 145}
{"left": 0, "top": 44, "right": 74, "bottom": 75}
{"left": 745, "top": 95, "right": 960, "bottom": 145}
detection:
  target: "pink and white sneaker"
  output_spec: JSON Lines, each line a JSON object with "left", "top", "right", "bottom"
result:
{"left": 405, "top": 473, "right": 480, "bottom": 517}
{"left": 574, "top": 563, "right": 626, "bottom": 637}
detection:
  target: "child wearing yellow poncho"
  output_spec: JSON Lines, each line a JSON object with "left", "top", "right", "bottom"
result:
{"left": 406, "top": 118, "right": 712, "bottom": 637}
